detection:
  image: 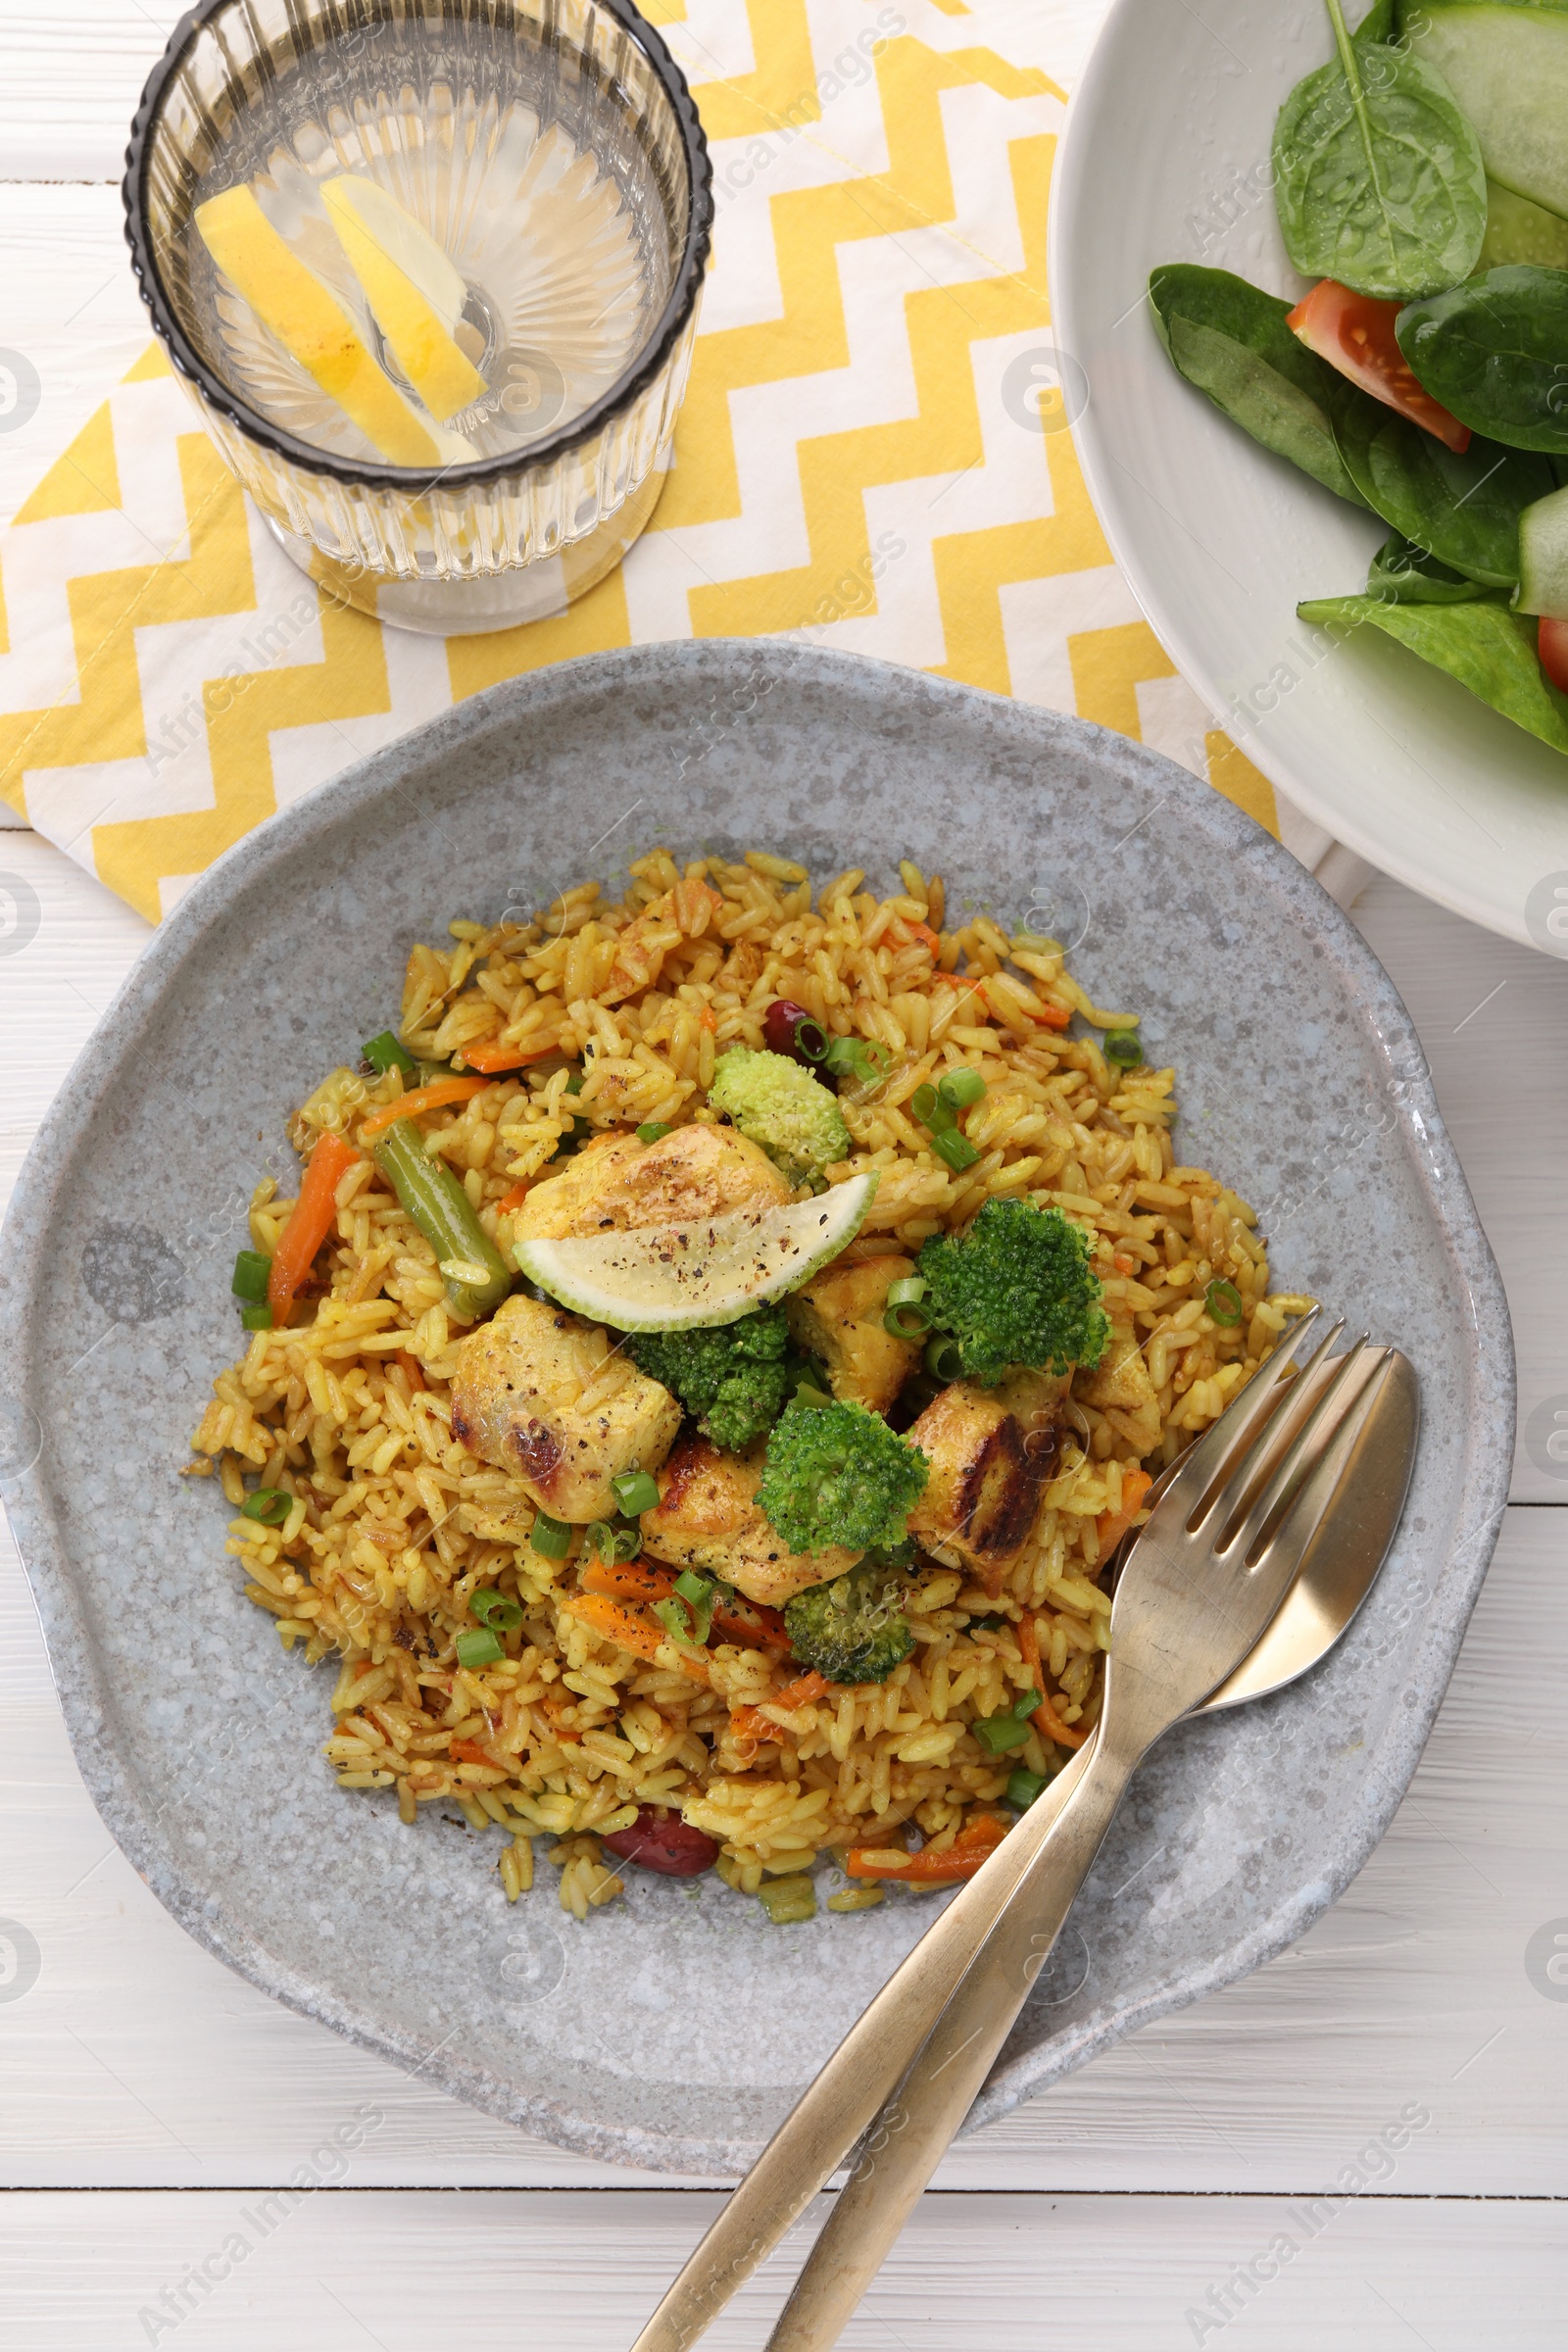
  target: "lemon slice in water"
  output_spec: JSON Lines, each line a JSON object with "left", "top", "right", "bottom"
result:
{"left": 320, "top": 175, "right": 487, "bottom": 425}
{"left": 195, "top": 185, "right": 444, "bottom": 467}
{"left": 515, "top": 1173, "right": 879, "bottom": 1333}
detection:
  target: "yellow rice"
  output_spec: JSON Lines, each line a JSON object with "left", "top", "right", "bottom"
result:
{"left": 190, "top": 849, "right": 1301, "bottom": 1920}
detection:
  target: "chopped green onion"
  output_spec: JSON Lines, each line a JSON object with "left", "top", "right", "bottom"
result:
{"left": 1204, "top": 1279, "right": 1245, "bottom": 1328}
{"left": 239, "top": 1303, "right": 273, "bottom": 1332}
{"left": 1006, "top": 1767, "right": 1050, "bottom": 1809}
{"left": 612, "top": 1469, "right": 662, "bottom": 1517}
{"left": 972, "top": 1693, "right": 1040, "bottom": 1756}
{"left": 240, "top": 1489, "right": 291, "bottom": 1526}
{"left": 455, "top": 1627, "right": 504, "bottom": 1670}
{"left": 564, "top": 1073, "right": 585, "bottom": 1095}
{"left": 924, "top": 1336, "right": 964, "bottom": 1383}
{"left": 673, "top": 1569, "right": 716, "bottom": 1643}
{"left": 231, "top": 1249, "right": 270, "bottom": 1303}
{"left": 1103, "top": 1032, "right": 1143, "bottom": 1067}
{"left": 758, "top": 1874, "right": 817, "bottom": 1925}
{"left": 470, "top": 1589, "right": 523, "bottom": 1634}
{"left": 932, "top": 1129, "right": 981, "bottom": 1174}
{"left": 636, "top": 1122, "right": 671, "bottom": 1146}
{"left": 793, "top": 1380, "right": 835, "bottom": 1410}
{"left": 362, "top": 1029, "right": 416, "bottom": 1076}
{"left": 654, "top": 1595, "right": 707, "bottom": 1651}
{"left": 529, "top": 1511, "right": 572, "bottom": 1559}
{"left": 585, "top": 1520, "right": 642, "bottom": 1565}
{"left": 883, "top": 1274, "right": 932, "bottom": 1339}
{"left": 824, "top": 1034, "right": 890, "bottom": 1086}
{"left": 937, "top": 1067, "right": 986, "bottom": 1109}
{"left": 909, "top": 1082, "right": 956, "bottom": 1135}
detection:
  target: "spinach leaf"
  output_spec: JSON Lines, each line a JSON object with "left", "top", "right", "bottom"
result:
{"left": 1298, "top": 591, "right": 1568, "bottom": 756}
{"left": 1150, "top": 265, "right": 1377, "bottom": 507}
{"left": 1366, "top": 529, "right": 1509, "bottom": 603}
{"left": 1273, "top": 0, "right": 1487, "bottom": 301}
{"left": 1355, "top": 0, "right": 1396, "bottom": 42}
{"left": 1333, "top": 400, "right": 1553, "bottom": 584}
{"left": 1396, "top": 265, "right": 1568, "bottom": 454}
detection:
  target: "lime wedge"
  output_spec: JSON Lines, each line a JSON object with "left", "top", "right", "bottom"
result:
{"left": 195, "top": 185, "right": 443, "bottom": 467}
{"left": 515, "top": 1172, "right": 879, "bottom": 1333}
{"left": 320, "top": 175, "right": 487, "bottom": 425}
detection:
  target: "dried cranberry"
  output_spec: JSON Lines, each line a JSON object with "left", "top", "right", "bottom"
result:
{"left": 762, "top": 999, "right": 830, "bottom": 1069}
{"left": 601, "top": 1807, "right": 719, "bottom": 1878}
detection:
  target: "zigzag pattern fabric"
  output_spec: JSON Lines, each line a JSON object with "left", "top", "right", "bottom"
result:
{"left": 0, "top": 0, "right": 1329, "bottom": 925}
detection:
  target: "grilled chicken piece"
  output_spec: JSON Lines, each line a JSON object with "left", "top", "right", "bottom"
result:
{"left": 450, "top": 1295, "right": 681, "bottom": 1524}
{"left": 785, "top": 1253, "right": 922, "bottom": 1413}
{"left": 1082, "top": 1321, "right": 1162, "bottom": 1455}
{"left": 906, "top": 1369, "right": 1070, "bottom": 1596}
{"left": 640, "top": 1431, "right": 862, "bottom": 1610}
{"left": 517, "top": 1120, "right": 792, "bottom": 1242}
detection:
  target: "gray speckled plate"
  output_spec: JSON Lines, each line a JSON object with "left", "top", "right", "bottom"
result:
{"left": 0, "top": 642, "right": 1513, "bottom": 2175}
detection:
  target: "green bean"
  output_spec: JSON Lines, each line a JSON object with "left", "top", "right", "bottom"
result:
{"left": 371, "top": 1117, "right": 511, "bottom": 1320}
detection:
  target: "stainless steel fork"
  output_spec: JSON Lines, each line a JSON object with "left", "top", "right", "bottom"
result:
{"left": 628, "top": 1309, "right": 1392, "bottom": 2352}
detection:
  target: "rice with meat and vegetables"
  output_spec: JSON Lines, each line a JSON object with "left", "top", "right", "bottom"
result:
{"left": 190, "top": 850, "right": 1304, "bottom": 1925}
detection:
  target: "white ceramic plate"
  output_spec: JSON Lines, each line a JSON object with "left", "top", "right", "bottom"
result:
{"left": 0, "top": 643, "right": 1511, "bottom": 2173}
{"left": 1050, "top": 0, "right": 1568, "bottom": 951}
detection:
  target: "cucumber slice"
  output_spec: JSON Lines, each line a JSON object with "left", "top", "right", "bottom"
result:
{"left": 1516, "top": 485, "right": 1568, "bottom": 616}
{"left": 514, "top": 1171, "right": 878, "bottom": 1333}
{"left": 1477, "top": 179, "right": 1568, "bottom": 271}
{"left": 1400, "top": 2, "right": 1568, "bottom": 221}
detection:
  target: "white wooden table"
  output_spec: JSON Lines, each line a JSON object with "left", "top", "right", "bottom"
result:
{"left": 2, "top": 7, "right": 1566, "bottom": 2345}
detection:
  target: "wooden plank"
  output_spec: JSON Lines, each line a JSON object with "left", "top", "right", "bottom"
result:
{"left": 0, "top": 1, "right": 188, "bottom": 183}
{"left": 1, "top": 2189, "right": 1564, "bottom": 2349}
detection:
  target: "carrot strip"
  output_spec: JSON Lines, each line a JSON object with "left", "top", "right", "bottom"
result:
{"left": 460, "top": 1040, "right": 560, "bottom": 1075}
{"left": 774, "top": 1670, "right": 828, "bottom": 1709}
{"left": 395, "top": 1349, "right": 426, "bottom": 1393}
{"left": 846, "top": 1814, "right": 1007, "bottom": 1883}
{"left": 497, "top": 1181, "right": 530, "bottom": 1214}
{"left": 1096, "top": 1468, "right": 1154, "bottom": 1560}
{"left": 729, "top": 1668, "right": 828, "bottom": 1750}
{"left": 268, "top": 1130, "right": 359, "bottom": 1321}
{"left": 906, "top": 919, "right": 942, "bottom": 956}
{"left": 450, "top": 1737, "right": 501, "bottom": 1766}
{"left": 1030, "top": 1690, "right": 1088, "bottom": 1750}
{"left": 710, "top": 1592, "right": 792, "bottom": 1653}
{"left": 560, "top": 1590, "right": 709, "bottom": 1682}
{"left": 359, "top": 1077, "right": 487, "bottom": 1139}
{"left": 580, "top": 1559, "right": 677, "bottom": 1607}
{"left": 1017, "top": 1612, "right": 1089, "bottom": 1751}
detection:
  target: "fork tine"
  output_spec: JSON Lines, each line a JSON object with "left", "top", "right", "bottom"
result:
{"left": 1245, "top": 1350, "right": 1398, "bottom": 1582}
{"left": 1215, "top": 1337, "right": 1372, "bottom": 1561}
{"left": 1177, "top": 1313, "right": 1346, "bottom": 1538}
{"left": 1154, "top": 1304, "right": 1327, "bottom": 1516}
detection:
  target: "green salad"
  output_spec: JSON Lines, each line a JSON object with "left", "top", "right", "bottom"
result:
{"left": 1153, "top": 0, "right": 1568, "bottom": 755}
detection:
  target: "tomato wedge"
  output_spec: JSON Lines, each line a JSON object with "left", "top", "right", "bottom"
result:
{"left": 1540, "top": 617, "right": 1568, "bottom": 696}
{"left": 1288, "top": 280, "right": 1470, "bottom": 454}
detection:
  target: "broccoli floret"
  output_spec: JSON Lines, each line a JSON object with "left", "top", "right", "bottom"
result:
{"left": 708, "top": 1046, "right": 850, "bottom": 1187}
{"left": 919, "top": 1197, "right": 1108, "bottom": 1386}
{"left": 626, "top": 1304, "right": 792, "bottom": 1452}
{"left": 757, "top": 1397, "right": 929, "bottom": 1554}
{"left": 784, "top": 1558, "right": 915, "bottom": 1685}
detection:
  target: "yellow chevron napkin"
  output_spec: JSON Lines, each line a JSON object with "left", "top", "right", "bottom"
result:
{"left": 0, "top": 0, "right": 1347, "bottom": 926}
